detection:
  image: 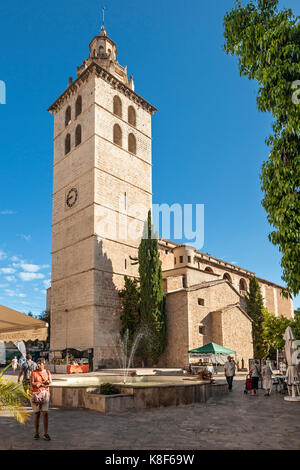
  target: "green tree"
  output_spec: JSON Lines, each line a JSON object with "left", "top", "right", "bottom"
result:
{"left": 262, "top": 310, "right": 292, "bottom": 354}
{"left": 39, "top": 310, "right": 50, "bottom": 348}
{"left": 291, "top": 310, "right": 300, "bottom": 340}
{"left": 118, "top": 276, "right": 141, "bottom": 348}
{"left": 246, "top": 277, "right": 268, "bottom": 358}
{"left": 223, "top": 0, "right": 300, "bottom": 296}
{"left": 138, "top": 210, "right": 166, "bottom": 364}
{"left": 0, "top": 363, "right": 29, "bottom": 424}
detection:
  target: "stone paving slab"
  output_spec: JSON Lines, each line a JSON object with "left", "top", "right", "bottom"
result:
{"left": 1, "top": 375, "right": 299, "bottom": 450}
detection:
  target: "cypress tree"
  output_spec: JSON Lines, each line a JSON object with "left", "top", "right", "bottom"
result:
{"left": 118, "top": 276, "right": 140, "bottom": 349}
{"left": 138, "top": 210, "right": 166, "bottom": 364}
{"left": 246, "top": 277, "right": 268, "bottom": 359}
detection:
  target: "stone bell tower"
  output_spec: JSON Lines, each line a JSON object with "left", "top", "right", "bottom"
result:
{"left": 48, "top": 14, "right": 157, "bottom": 368}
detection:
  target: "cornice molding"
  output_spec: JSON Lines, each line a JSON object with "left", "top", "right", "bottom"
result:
{"left": 48, "top": 62, "right": 157, "bottom": 115}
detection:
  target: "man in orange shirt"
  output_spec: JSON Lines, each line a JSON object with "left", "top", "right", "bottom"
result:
{"left": 30, "top": 357, "right": 52, "bottom": 440}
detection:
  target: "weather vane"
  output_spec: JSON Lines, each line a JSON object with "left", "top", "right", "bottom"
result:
{"left": 101, "top": 6, "right": 106, "bottom": 30}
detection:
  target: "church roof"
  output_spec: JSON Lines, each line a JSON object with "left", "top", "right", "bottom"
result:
{"left": 48, "top": 62, "right": 157, "bottom": 115}
{"left": 210, "top": 302, "right": 252, "bottom": 322}
{"left": 186, "top": 279, "right": 242, "bottom": 298}
{"left": 165, "top": 279, "right": 242, "bottom": 298}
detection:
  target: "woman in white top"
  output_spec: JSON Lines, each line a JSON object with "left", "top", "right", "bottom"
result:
{"left": 11, "top": 356, "right": 18, "bottom": 375}
{"left": 262, "top": 361, "right": 273, "bottom": 396}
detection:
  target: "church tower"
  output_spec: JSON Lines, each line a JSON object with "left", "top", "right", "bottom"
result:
{"left": 48, "top": 14, "right": 157, "bottom": 367}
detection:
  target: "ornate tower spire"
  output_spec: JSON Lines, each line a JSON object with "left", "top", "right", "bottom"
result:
{"left": 75, "top": 8, "right": 135, "bottom": 90}
{"left": 100, "top": 6, "right": 106, "bottom": 35}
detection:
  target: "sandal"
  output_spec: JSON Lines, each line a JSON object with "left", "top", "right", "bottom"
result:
{"left": 43, "top": 434, "right": 51, "bottom": 441}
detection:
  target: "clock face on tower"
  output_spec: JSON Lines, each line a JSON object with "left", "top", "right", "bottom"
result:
{"left": 66, "top": 187, "right": 78, "bottom": 208}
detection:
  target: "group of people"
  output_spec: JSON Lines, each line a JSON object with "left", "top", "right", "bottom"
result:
{"left": 15, "top": 354, "right": 52, "bottom": 441}
{"left": 224, "top": 356, "right": 273, "bottom": 396}
{"left": 11, "top": 354, "right": 26, "bottom": 374}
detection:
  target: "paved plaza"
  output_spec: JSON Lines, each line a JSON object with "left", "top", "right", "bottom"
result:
{"left": 1, "top": 374, "right": 300, "bottom": 450}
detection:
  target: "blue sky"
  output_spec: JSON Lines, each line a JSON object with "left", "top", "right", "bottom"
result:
{"left": 0, "top": 0, "right": 299, "bottom": 314}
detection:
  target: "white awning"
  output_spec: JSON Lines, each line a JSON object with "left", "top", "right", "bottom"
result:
{"left": 0, "top": 304, "right": 48, "bottom": 342}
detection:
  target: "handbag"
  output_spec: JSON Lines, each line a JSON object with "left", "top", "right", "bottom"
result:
{"left": 31, "top": 371, "right": 50, "bottom": 404}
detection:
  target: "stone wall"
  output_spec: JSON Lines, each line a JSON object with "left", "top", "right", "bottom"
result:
{"left": 159, "top": 241, "right": 294, "bottom": 320}
{"left": 186, "top": 282, "right": 240, "bottom": 351}
{"left": 158, "top": 290, "right": 189, "bottom": 367}
{"left": 214, "top": 306, "right": 253, "bottom": 366}
{"left": 160, "top": 281, "right": 253, "bottom": 368}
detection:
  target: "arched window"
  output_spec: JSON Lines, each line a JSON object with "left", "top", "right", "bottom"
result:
{"left": 113, "top": 96, "right": 122, "bottom": 118}
{"left": 204, "top": 266, "right": 214, "bottom": 273}
{"left": 65, "top": 106, "right": 71, "bottom": 127}
{"left": 128, "top": 133, "right": 136, "bottom": 154}
{"left": 113, "top": 124, "right": 122, "bottom": 147}
{"left": 75, "top": 95, "right": 82, "bottom": 118}
{"left": 75, "top": 125, "right": 82, "bottom": 147}
{"left": 239, "top": 278, "right": 247, "bottom": 291}
{"left": 65, "top": 133, "right": 71, "bottom": 155}
{"left": 128, "top": 106, "right": 136, "bottom": 126}
{"left": 223, "top": 273, "right": 232, "bottom": 283}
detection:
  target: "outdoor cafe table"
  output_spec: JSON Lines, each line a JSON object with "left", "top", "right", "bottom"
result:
{"left": 67, "top": 364, "right": 89, "bottom": 374}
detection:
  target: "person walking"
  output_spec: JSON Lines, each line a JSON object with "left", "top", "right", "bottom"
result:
{"left": 224, "top": 356, "right": 236, "bottom": 392}
{"left": 18, "top": 354, "right": 37, "bottom": 394}
{"left": 30, "top": 358, "right": 52, "bottom": 441}
{"left": 11, "top": 356, "right": 18, "bottom": 375}
{"left": 19, "top": 354, "right": 26, "bottom": 368}
{"left": 250, "top": 360, "right": 261, "bottom": 396}
{"left": 262, "top": 360, "right": 273, "bottom": 396}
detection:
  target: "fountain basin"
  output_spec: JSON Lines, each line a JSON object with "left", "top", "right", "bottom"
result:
{"left": 50, "top": 380, "right": 228, "bottom": 413}
{"left": 51, "top": 386, "right": 134, "bottom": 413}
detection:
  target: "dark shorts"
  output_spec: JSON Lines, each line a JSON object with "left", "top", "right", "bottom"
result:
{"left": 251, "top": 377, "right": 259, "bottom": 390}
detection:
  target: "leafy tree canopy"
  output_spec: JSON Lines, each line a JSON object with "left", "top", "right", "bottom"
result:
{"left": 224, "top": 0, "right": 300, "bottom": 295}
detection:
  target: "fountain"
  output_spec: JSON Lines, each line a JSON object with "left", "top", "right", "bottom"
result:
{"left": 112, "top": 329, "right": 144, "bottom": 384}
{"left": 50, "top": 329, "right": 229, "bottom": 412}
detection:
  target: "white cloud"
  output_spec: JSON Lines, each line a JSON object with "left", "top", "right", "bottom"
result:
{"left": 18, "top": 272, "right": 44, "bottom": 281}
{"left": 43, "top": 279, "right": 51, "bottom": 289}
{"left": 0, "top": 210, "right": 17, "bottom": 215}
{"left": 18, "top": 234, "right": 32, "bottom": 241}
{"left": 5, "top": 276, "right": 16, "bottom": 282}
{"left": 0, "top": 283, "right": 8, "bottom": 288}
{"left": 0, "top": 250, "right": 6, "bottom": 260}
{"left": 13, "top": 263, "right": 49, "bottom": 273}
{"left": 20, "top": 263, "right": 40, "bottom": 273}
{"left": 4, "top": 289, "right": 26, "bottom": 298}
{"left": 10, "top": 256, "right": 20, "bottom": 262}
{"left": 0, "top": 267, "right": 16, "bottom": 274}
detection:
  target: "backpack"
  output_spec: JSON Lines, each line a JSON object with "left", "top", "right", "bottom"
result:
{"left": 23, "top": 361, "right": 36, "bottom": 381}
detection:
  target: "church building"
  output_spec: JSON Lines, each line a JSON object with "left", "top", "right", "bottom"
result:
{"left": 47, "top": 17, "right": 294, "bottom": 370}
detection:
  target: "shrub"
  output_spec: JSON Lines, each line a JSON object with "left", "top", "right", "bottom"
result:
{"left": 99, "top": 383, "right": 120, "bottom": 395}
